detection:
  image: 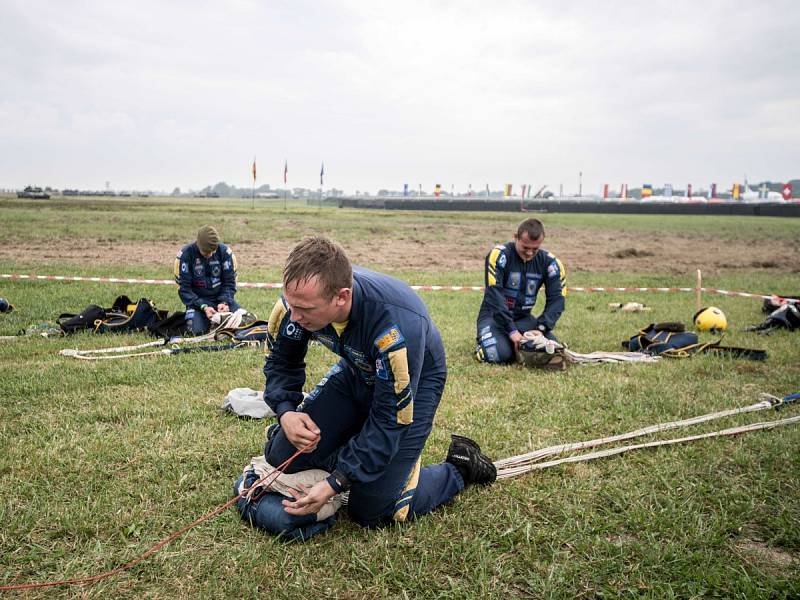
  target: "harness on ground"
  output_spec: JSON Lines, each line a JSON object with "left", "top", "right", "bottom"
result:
{"left": 623, "top": 322, "right": 766, "bottom": 360}
{"left": 57, "top": 295, "right": 169, "bottom": 335}
{"left": 59, "top": 310, "right": 264, "bottom": 360}
{"left": 747, "top": 303, "right": 800, "bottom": 334}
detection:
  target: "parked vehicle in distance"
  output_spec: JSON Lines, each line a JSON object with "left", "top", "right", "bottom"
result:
{"left": 17, "top": 186, "right": 50, "bottom": 199}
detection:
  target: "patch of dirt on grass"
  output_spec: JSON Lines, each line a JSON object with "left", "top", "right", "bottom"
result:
{"left": 611, "top": 248, "right": 655, "bottom": 259}
{"left": 608, "top": 532, "right": 639, "bottom": 547}
{"left": 734, "top": 538, "right": 798, "bottom": 574}
{"left": 2, "top": 225, "right": 799, "bottom": 275}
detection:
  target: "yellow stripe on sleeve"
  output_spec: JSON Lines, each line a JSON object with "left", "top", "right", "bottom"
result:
{"left": 556, "top": 257, "right": 567, "bottom": 296}
{"left": 487, "top": 247, "right": 503, "bottom": 286}
{"left": 267, "top": 298, "right": 287, "bottom": 340}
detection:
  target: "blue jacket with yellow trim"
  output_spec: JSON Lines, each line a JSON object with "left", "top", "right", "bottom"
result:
{"left": 263, "top": 267, "right": 446, "bottom": 491}
{"left": 173, "top": 242, "right": 238, "bottom": 310}
{"left": 477, "top": 241, "right": 566, "bottom": 333}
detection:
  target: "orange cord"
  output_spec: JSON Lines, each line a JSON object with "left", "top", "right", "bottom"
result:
{"left": 0, "top": 444, "right": 311, "bottom": 591}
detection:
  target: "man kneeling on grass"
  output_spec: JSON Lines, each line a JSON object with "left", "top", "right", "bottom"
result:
{"left": 233, "top": 236, "right": 496, "bottom": 540}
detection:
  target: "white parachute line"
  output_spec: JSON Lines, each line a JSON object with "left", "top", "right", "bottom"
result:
{"left": 496, "top": 415, "right": 800, "bottom": 479}
{"left": 494, "top": 395, "right": 783, "bottom": 469}
{"left": 58, "top": 332, "right": 219, "bottom": 360}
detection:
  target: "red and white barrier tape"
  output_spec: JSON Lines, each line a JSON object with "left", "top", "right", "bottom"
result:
{"left": 0, "top": 272, "right": 792, "bottom": 301}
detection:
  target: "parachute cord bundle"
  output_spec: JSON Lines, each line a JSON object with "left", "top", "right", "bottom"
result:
{"left": 59, "top": 312, "right": 258, "bottom": 360}
{"left": 495, "top": 392, "right": 800, "bottom": 479}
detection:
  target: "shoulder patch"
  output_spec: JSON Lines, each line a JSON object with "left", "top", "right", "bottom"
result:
{"left": 374, "top": 325, "right": 405, "bottom": 353}
{"left": 547, "top": 261, "right": 560, "bottom": 279}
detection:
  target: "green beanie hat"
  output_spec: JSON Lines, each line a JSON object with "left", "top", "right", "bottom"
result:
{"left": 197, "top": 225, "right": 220, "bottom": 254}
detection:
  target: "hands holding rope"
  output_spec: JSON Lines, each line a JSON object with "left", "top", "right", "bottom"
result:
{"left": 280, "top": 412, "right": 321, "bottom": 452}
{"left": 275, "top": 411, "right": 338, "bottom": 516}
{"left": 282, "top": 480, "right": 337, "bottom": 516}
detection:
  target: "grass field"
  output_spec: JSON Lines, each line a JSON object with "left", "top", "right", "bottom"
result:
{"left": 1, "top": 196, "right": 798, "bottom": 598}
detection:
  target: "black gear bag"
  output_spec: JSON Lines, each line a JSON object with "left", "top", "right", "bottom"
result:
{"left": 58, "top": 295, "right": 168, "bottom": 335}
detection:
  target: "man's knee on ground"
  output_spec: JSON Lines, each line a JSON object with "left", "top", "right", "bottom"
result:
{"left": 347, "top": 507, "right": 393, "bottom": 529}
{"left": 476, "top": 325, "right": 511, "bottom": 364}
{"left": 346, "top": 488, "right": 402, "bottom": 529}
{"left": 476, "top": 343, "right": 509, "bottom": 364}
{"left": 233, "top": 475, "right": 333, "bottom": 541}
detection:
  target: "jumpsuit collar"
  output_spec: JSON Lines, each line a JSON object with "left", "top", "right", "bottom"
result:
{"left": 347, "top": 275, "right": 364, "bottom": 330}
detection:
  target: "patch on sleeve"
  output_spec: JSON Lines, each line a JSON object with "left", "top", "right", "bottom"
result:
{"left": 282, "top": 321, "right": 304, "bottom": 340}
{"left": 547, "top": 261, "right": 560, "bottom": 279}
{"left": 497, "top": 252, "right": 507, "bottom": 268}
{"left": 374, "top": 325, "right": 405, "bottom": 353}
{"left": 375, "top": 355, "right": 389, "bottom": 380}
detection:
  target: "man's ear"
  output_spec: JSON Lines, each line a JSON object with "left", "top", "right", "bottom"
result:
{"left": 334, "top": 287, "right": 351, "bottom": 307}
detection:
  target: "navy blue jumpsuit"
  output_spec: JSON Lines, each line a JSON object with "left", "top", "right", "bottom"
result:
{"left": 173, "top": 242, "right": 240, "bottom": 334}
{"left": 235, "top": 268, "right": 464, "bottom": 539}
{"left": 476, "top": 241, "right": 566, "bottom": 364}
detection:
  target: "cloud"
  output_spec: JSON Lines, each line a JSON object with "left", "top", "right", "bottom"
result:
{"left": 1, "top": 0, "right": 797, "bottom": 192}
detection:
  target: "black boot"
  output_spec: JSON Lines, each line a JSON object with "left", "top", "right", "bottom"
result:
{"left": 446, "top": 434, "right": 497, "bottom": 486}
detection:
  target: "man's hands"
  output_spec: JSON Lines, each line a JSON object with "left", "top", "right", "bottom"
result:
{"left": 201, "top": 303, "right": 230, "bottom": 319}
{"left": 272, "top": 413, "right": 330, "bottom": 516}
{"left": 279, "top": 412, "right": 321, "bottom": 452}
{"left": 282, "top": 480, "right": 336, "bottom": 516}
{"left": 509, "top": 330, "right": 524, "bottom": 350}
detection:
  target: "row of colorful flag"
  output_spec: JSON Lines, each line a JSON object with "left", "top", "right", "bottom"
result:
{"left": 251, "top": 159, "right": 325, "bottom": 187}
{"left": 633, "top": 182, "right": 792, "bottom": 200}
{"left": 246, "top": 160, "right": 793, "bottom": 200}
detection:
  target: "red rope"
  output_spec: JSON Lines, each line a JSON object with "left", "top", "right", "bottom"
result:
{"left": 2, "top": 272, "right": 796, "bottom": 302}
{"left": 0, "top": 444, "right": 311, "bottom": 591}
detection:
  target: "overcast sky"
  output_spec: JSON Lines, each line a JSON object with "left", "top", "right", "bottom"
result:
{"left": 1, "top": 1, "right": 798, "bottom": 194}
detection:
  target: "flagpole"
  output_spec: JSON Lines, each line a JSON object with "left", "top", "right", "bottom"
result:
{"left": 251, "top": 156, "right": 256, "bottom": 210}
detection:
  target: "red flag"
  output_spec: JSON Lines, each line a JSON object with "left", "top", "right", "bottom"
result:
{"left": 283, "top": 160, "right": 288, "bottom": 185}
{"left": 783, "top": 183, "right": 793, "bottom": 200}
{"left": 687, "top": 183, "right": 692, "bottom": 198}
{"left": 252, "top": 158, "right": 257, "bottom": 183}
{"left": 603, "top": 184, "right": 608, "bottom": 199}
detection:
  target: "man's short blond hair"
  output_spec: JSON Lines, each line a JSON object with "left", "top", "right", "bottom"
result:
{"left": 283, "top": 236, "right": 353, "bottom": 299}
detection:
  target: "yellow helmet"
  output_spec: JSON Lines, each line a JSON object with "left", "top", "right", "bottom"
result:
{"left": 693, "top": 306, "right": 727, "bottom": 332}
